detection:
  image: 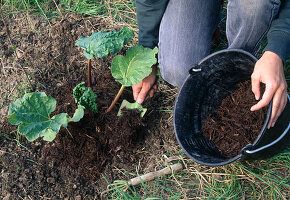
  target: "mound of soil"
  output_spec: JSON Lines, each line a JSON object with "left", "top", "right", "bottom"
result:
{"left": 41, "top": 70, "right": 145, "bottom": 179}
{"left": 202, "top": 80, "right": 267, "bottom": 157}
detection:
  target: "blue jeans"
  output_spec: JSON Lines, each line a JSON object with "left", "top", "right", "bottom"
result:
{"left": 158, "top": 0, "right": 281, "bottom": 86}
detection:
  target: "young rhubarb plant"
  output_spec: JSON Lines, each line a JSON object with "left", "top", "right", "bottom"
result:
{"left": 8, "top": 92, "right": 84, "bottom": 142}
{"left": 76, "top": 27, "right": 134, "bottom": 87}
{"left": 117, "top": 100, "right": 147, "bottom": 117}
{"left": 73, "top": 82, "right": 98, "bottom": 113}
{"left": 107, "top": 45, "right": 158, "bottom": 113}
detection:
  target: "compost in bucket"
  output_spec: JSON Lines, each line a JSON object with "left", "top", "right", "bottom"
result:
{"left": 201, "top": 80, "right": 268, "bottom": 158}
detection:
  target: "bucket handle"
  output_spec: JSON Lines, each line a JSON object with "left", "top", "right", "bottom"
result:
{"left": 189, "top": 65, "right": 202, "bottom": 74}
{"left": 245, "top": 122, "right": 290, "bottom": 154}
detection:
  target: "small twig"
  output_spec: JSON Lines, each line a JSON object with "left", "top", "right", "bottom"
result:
{"left": 0, "top": 58, "right": 5, "bottom": 75}
{"left": 65, "top": 128, "right": 74, "bottom": 139}
{"left": 52, "top": 0, "right": 63, "bottom": 17}
{"left": 0, "top": 150, "right": 17, "bottom": 156}
{"left": 84, "top": 133, "right": 94, "bottom": 140}
{"left": 0, "top": 6, "right": 12, "bottom": 45}
{"left": 127, "top": 163, "right": 183, "bottom": 186}
{"left": 164, "top": 155, "right": 180, "bottom": 163}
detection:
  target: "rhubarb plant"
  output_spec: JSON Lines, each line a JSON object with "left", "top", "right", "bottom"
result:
{"left": 8, "top": 92, "right": 84, "bottom": 142}
{"left": 73, "top": 82, "right": 98, "bottom": 113}
{"left": 117, "top": 100, "right": 147, "bottom": 117}
{"left": 107, "top": 45, "right": 158, "bottom": 113}
{"left": 76, "top": 27, "right": 134, "bottom": 87}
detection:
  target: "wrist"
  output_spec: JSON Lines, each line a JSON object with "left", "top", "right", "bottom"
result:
{"left": 263, "top": 51, "right": 282, "bottom": 63}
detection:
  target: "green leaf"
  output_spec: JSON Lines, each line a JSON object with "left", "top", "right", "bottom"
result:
{"left": 8, "top": 92, "right": 84, "bottom": 142}
{"left": 8, "top": 92, "right": 55, "bottom": 125}
{"left": 117, "top": 99, "right": 147, "bottom": 117}
{"left": 72, "top": 82, "right": 87, "bottom": 103}
{"left": 111, "top": 45, "right": 158, "bottom": 86}
{"left": 71, "top": 105, "right": 85, "bottom": 122}
{"left": 40, "top": 129, "right": 57, "bottom": 142}
{"left": 73, "top": 82, "right": 98, "bottom": 113}
{"left": 76, "top": 27, "right": 134, "bottom": 59}
{"left": 51, "top": 113, "right": 70, "bottom": 129}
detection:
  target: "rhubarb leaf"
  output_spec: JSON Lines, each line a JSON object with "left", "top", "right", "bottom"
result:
{"left": 76, "top": 27, "right": 134, "bottom": 59}
{"left": 111, "top": 45, "right": 158, "bottom": 86}
{"left": 71, "top": 105, "right": 85, "bottom": 122}
{"left": 117, "top": 99, "right": 147, "bottom": 117}
{"left": 8, "top": 92, "right": 84, "bottom": 142}
{"left": 73, "top": 82, "right": 98, "bottom": 113}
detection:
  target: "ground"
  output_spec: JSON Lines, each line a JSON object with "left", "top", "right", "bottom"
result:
{"left": 0, "top": 10, "right": 289, "bottom": 200}
{"left": 0, "top": 13, "right": 178, "bottom": 199}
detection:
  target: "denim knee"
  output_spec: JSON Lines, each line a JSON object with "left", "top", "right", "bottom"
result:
{"left": 157, "top": 0, "right": 222, "bottom": 87}
{"left": 227, "top": 0, "right": 280, "bottom": 53}
{"left": 158, "top": 61, "right": 190, "bottom": 87}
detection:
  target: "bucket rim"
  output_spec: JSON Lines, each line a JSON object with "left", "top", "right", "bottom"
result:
{"left": 197, "top": 49, "right": 257, "bottom": 66}
{"left": 245, "top": 95, "right": 290, "bottom": 154}
{"left": 173, "top": 49, "right": 271, "bottom": 166}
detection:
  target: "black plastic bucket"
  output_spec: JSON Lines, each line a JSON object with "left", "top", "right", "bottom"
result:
{"left": 174, "top": 49, "right": 290, "bottom": 166}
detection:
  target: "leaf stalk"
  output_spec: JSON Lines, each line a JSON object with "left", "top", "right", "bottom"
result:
{"left": 87, "top": 59, "right": 92, "bottom": 88}
{"left": 107, "top": 85, "right": 125, "bottom": 113}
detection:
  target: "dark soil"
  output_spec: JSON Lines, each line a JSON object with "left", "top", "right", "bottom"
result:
{"left": 41, "top": 69, "right": 145, "bottom": 180}
{"left": 0, "top": 13, "right": 178, "bottom": 199}
{"left": 202, "top": 80, "right": 267, "bottom": 157}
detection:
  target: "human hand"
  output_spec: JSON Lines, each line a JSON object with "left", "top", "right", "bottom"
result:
{"left": 250, "top": 51, "right": 288, "bottom": 129}
{"left": 132, "top": 65, "right": 158, "bottom": 104}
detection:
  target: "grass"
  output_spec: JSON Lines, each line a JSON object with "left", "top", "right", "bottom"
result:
{"left": 1, "top": 131, "right": 29, "bottom": 151}
{"left": 1, "top": 0, "right": 137, "bottom": 27}
{"left": 1, "top": 0, "right": 289, "bottom": 199}
{"left": 103, "top": 150, "right": 289, "bottom": 199}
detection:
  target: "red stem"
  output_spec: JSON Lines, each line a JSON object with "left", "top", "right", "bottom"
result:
{"left": 88, "top": 59, "right": 92, "bottom": 88}
{"left": 106, "top": 85, "right": 125, "bottom": 113}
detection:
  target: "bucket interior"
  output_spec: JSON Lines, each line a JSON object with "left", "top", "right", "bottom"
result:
{"left": 174, "top": 50, "right": 258, "bottom": 166}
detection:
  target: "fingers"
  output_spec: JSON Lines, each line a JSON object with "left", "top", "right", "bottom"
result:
{"left": 268, "top": 91, "right": 287, "bottom": 128}
{"left": 133, "top": 71, "right": 158, "bottom": 104}
{"left": 153, "top": 83, "right": 158, "bottom": 91}
{"left": 139, "top": 83, "right": 158, "bottom": 103}
{"left": 132, "top": 83, "right": 142, "bottom": 101}
{"left": 136, "top": 84, "right": 152, "bottom": 104}
{"left": 251, "top": 73, "right": 261, "bottom": 100}
{"left": 148, "top": 84, "right": 158, "bottom": 98}
{"left": 251, "top": 83, "right": 275, "bottom": 112}
{"left": 267, "top": 89, "right": 282, "bottom": 129}
{"left": 275, "top": 94, "right": 287, "bottom": 123}
{"left": 251, "top": 82, "right": 287, "bottom": 129}
{"left": 148, "top": 88, "right": 154, "bottom": 98}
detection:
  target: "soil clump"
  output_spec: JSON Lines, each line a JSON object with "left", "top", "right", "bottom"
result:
{"left": 202, "top": 80, "right": 267, "bottom": 157}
